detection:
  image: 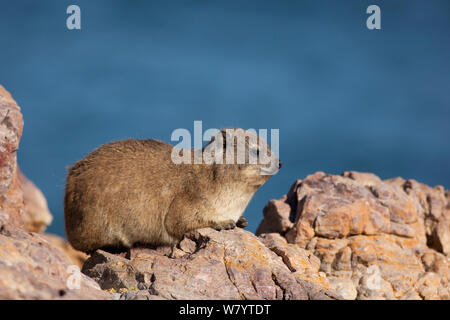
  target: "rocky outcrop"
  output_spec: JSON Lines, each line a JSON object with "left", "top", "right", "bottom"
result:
{"left": 0, "top": 86, "right": 24, "bottom": 229}
{"left": 18, "top": 168, "right": 53, "bottom": 233}
{"left": 0, "top": 224, "right": 109, "bottom": 299}
{"left": 82, "top": 228, "right": 340, "bottom": 300}
{"left": 0, "top": 85, "right": 109, "bottom": 300}
{"left": 257, "top": 171, "right": 449, "bottom": 300}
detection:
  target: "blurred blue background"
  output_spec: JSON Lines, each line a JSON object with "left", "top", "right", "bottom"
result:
{"left": 0, "top": 1, "right": 449, "bottom": 237}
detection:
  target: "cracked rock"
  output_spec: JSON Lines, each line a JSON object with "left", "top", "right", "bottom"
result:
{"left": 82, "top": 228, "right": 340, "bottom": 300}
{"left": 257, "top": 171, "right": 450, "bottom": 300}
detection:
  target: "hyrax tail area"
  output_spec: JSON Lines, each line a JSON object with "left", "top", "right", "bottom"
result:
{"left": 64, "top": 139, "right": 179, "bottom": 252}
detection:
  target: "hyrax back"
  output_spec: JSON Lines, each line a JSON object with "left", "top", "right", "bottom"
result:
{"left": 65, "top": 130, "right": 280, "bottom": 253}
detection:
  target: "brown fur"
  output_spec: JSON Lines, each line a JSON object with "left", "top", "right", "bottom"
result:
{"left": 64, "top": 129, "right": 280, "bottom": 252}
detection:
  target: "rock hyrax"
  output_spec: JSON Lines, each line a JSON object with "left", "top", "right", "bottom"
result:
{"left": 64, "top": 128, "right": 281, "bottom": 252}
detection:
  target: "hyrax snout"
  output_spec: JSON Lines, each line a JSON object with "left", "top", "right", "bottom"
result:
{"left": 64, "top": 128, "right": 281, "bottom": 253}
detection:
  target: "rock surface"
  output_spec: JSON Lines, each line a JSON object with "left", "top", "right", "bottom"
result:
{"left": 43, "top": 233, "right": 89, "bottom": 269}
{"left": 0, "top": 85, "right": 24, "bottom": 229}
{"left": 0, "top": 85, "right": 109, "bottom": 300}
{"left": 18, "top": 168, "right": 53, "bottom": 233}
{"left": 82, "top": 228, "right": 340, "bottom": 300}
{"left": 0, "top": 224, "right": 109, "bottom": 299}
{"left": 257, "top": 171, "right": 449, "bottom": 300}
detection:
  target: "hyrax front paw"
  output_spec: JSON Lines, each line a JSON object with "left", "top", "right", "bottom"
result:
{"left": 236, "top": 216, "right": 248, "bottom": 228}
{"left": 213, "top": 220, "right": 236, "bottom": 231}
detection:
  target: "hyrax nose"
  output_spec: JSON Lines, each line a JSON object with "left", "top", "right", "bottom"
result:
{"left": 278, "top": 160, "right": 282, "bottom": 169}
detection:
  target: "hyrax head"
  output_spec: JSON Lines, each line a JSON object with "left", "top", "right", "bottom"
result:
{"left": 202, "top": 128, "right": 281, "bottom": 187}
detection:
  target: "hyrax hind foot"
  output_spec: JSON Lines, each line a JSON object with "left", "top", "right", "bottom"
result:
{"left": 213, "top": 220, "right": 236, "bottom": 231}
{"left": 236, "top": 216, "right": 248, "bottom": 228}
